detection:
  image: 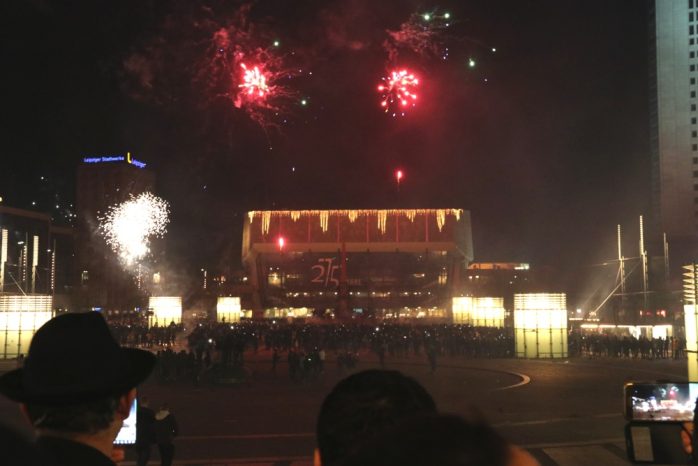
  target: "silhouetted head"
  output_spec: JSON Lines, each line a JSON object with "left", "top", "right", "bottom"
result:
{"left": 316, "top": 370, "right": 437, "bottom": 465}
{"left": 338, "top": 413, "right": 511, "bottom": 466}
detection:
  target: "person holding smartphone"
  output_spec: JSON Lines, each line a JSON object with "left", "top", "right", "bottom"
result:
{"left": 0, "top": 312, "right": 156, "bottom": 466}
{"left": 153, "top": 403, "right": 179, "bottom": 466}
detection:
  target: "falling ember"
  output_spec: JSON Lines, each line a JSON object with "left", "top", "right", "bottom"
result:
{"left": 99, "top": 193, "right": 170, "bottom": 266}
{"left": 239, "top": 63, "right": 269, "bottom": 99}
{"left": 378, "top": 69, "right": 420, "bottom": 116}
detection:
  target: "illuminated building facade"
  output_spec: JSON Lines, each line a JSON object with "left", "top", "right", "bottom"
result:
{"left": 217, "top": 297, "right": 242, "bottom": 323}
{"left": 650, "top": 1, "right": 698, "bottom": 242}
{"left": 0, "top": 205, "right": 73, "bottom": 296}
{"left": 452, "top": 297, "right": 506, "bottom": 327}
{"left": 75, "top": 154, "right": 155, "bottom": 309}
{"left": 464, "top": 262, "right": 533, "bottom": 298}
{"left": 0, "top": 295, "right": 53, "bottom": 359}
{"left": 242, "top": 209, "right": 473, "bottom": 320}
{"left": 514, "top": 293, "right": 568, "bottom": 358}
{"left": 148, "top": 296, "right": 182, "bottom": 326}
{"left": 684, "top": 263, "right": 698, "bottom": 379}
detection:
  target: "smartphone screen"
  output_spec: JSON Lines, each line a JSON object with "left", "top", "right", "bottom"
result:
{"left": 625, "top": 382, "right": 698, "bottom": 422}
{"left": 114, "top": 397, "right": 138, "bottom": 445}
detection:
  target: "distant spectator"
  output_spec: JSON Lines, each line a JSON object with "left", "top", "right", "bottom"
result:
{"left": 136, "top": 396, "right": 156, "bottom": 466}
{"left": 153, "top": 403, "right": 179, "bottom": 466}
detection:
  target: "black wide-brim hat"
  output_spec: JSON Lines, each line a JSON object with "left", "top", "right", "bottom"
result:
{"left": 0, "top": 312, "right": 156, "bottom": 405}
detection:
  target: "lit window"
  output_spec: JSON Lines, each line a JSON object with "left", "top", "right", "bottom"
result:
{"left": 438, "top": 270, "right": 448, "bottom": 285}
{"left": 267, "top": 273, "right": 282, "bottom": 287}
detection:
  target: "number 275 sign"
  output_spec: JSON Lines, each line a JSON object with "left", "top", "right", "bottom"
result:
{"left": 311, "top": 258, "right": 340, "bottom": 287}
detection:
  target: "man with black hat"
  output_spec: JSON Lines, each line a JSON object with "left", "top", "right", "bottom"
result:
{"left": 0, "top": 312, "right": 156, "bottom": 466}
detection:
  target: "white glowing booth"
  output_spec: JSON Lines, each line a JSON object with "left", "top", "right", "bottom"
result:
{"left": 452, "top": 297, "right": 505, "bottom": 327}
{"left": 686, "top": 304, "right": 698, "bottom": 381}
{"left": 217, "top": 297, "right": 242, "bottom": 323}
{"left": 514, "top": 293, "right": 567, "bottom": 358}
{"left": 148, "top": 297, "right": 182, "bottom": 327}
{"left": 0, "top": 295, "right": 53, "bottom": 359}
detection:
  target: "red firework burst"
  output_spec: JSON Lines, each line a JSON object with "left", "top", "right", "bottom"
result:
{"left": 377, "top": 69, "right": 419, "bottom": 116}
{"left": 239, "top": 63, "right": 270, "bottom": 98}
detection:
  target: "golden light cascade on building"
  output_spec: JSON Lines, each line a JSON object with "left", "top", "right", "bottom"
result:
{"left": 377, "top": 211, "right": 388, "bottom": 234}
{"left": 248, "top": 209, "right": 463, "bottom": 236}
{"left": 436, "top": 210, "right": 446, "bottom": 232}
{"left": 262, "top": 211, "right": 272, "bottom": 235}
{"left": 319, "top": 211, "right": 329, "bottom": 232}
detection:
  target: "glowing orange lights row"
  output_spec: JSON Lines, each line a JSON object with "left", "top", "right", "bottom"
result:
{"left": 248, "top": 209, "right": 463, "bottom": 235}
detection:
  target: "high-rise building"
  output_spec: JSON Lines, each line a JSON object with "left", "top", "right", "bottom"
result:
{"left": 75, "top": 153, "right": 155, "bottom": 308}
{"left": 650, "top": 1, "right": 698, "bottom": 243}
{"left": 0, "top": 205, "right": 73, "bottom": 296}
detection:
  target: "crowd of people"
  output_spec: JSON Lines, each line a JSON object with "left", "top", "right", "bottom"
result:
{"left": 187, "top": 321, "right": 513, "bottom": 358}
{"left": 130, "top": 321, "right": 517, "bottom": 384}
{"left": 569, "top": 333, "right": 687, "bottom": 359}
{"left": 109, "top": 321, "right": 184, "bottom": 348}
{"left": 119, "top": 320, "right": 690, "bottom": 385}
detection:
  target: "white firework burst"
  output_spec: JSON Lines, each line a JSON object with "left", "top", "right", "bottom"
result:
{"left": 99, "top": 193, "right": 170, "bottom": 266}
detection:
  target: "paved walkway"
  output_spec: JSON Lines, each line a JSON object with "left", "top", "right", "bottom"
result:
{"left": 116, "top": 440, "right": 633, "bottom": 466}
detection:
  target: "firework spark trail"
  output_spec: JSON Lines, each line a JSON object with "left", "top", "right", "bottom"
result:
{"left": 204, "top": 11, "right": 298, "bottom": 130}
{"left": 384, "top": 11, "right": 452, "bottom": 63}
{"left": 378, "top": 69, "right": 419, "bottom": 116}
{"left": 100, "top": 193, "right": 170, "bottom": 267}
{"left": 227, "top": 46, "right": 299, "bottom": 131}
{"left": 121, "top": 4, "right": 300, "bottom": 133}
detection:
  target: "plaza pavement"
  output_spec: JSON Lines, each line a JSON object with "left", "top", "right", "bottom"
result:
{"left": 0, "top": 351, "right": 689, "bottom": 466}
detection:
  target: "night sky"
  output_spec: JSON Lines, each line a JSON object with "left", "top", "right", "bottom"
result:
{"left": 0, "top": 0, "right": 650, "bottom": 288}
